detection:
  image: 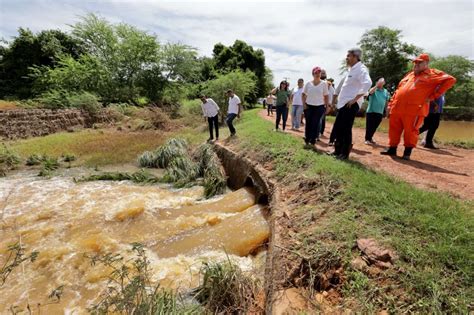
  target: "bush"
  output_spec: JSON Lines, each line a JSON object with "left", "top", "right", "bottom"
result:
{"left": 0, "top": 146, "right": 21, "bottom": 176}
{"left": 38, "top": 156, "right": 60, "bottom": 177}
{"left": 26, "top": 154, "right": 44, "bottom": 166}
{"left": 193, "top": 260, "right": 258, "bottom": 313}
{"left": 38, "top": 90, "right": 101, "bottom": 115}
{"left": 68, "top": 92, "right": 101, "bottom": 115}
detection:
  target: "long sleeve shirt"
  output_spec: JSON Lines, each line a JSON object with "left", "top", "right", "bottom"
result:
{"left": 389, "top": 68, "right": 456, "bottom": 117}
{"left": 201, "top": 98, "right": 219, "bottom": 117}
{"left": 336, "top": 62, "right": 372, "bottom": 109}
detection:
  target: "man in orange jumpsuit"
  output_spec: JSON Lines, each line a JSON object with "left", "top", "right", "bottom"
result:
{"left": 381, "top": 53, "right": 456, "bottom": 160}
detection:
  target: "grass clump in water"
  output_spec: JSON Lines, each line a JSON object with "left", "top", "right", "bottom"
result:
{"left": 0, "top": 145, "right": 21, "bottom": 176}
{"left": 194, "top": 144, "right": 227, "bottom": 198}
{"left": 88, "top": 243, "right": 202, "bottom": 315}
{"left": 78, "top": 169, "right": 161, "bottom": 184}
{"left": 138, "top": 138, "right": 188, "bottom": 169}
{"left": 193, "top": 259, "right": 259, "bottom": 314}
{"left": 38, "top": 156, "right": 60, "bottom": 177}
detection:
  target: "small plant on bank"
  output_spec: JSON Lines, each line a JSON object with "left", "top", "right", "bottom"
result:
{"left": 38, "top": 156, "right": 60, "bottom": 177}
{"left": 0, "top": 145, "right": 21, "bottom": 176}
{"left": 87, "top": 243, "right": 201, "bottom": 314}
{"left": 193, "top": 259, "right": 259, "bottom": 314}
{"left": 26, "top": 154, "right": 44, "bottom": 166}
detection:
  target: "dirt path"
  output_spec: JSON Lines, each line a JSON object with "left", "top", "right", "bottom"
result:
{"left": 259, "top": 110, "right": 474, "bottom": 200}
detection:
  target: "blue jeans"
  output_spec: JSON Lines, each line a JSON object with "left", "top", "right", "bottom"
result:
{"left": 226, "top": 113, "right": 237, "bottom": 134}
{"left": 291, "top": 105, "right": 304, "bottom": 129}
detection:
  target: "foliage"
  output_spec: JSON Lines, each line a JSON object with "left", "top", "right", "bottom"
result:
{"left": 25, "top": 153, "right": 44, "bottom": 166}
{"left": 38, "top": 156, "right": 60, "bottom": 177}
{"left": 203, "top": 70, "right": 257, "bottom": 122}
{"left": 87, "top": 243, "right": 201, "bottom": 314}
{"left": 37, "top": 89, "right": 101, "bottom": 114}
{"left": 193, "top": 259, "right": 258, "bottom": 313}
{"left": 0, "top": 28, "right": 83, "bottom": 99}
{"left": 358, "top": 26, "right": 421, "bottom": 93}
{"left": 430, "top": 55, "right": 474, "bottom": 108}
{"left": 0, "top": 145, "right": 21, "bottom": 176}
{"left": 194, "top": 144, "right": 227, "bottom": 198}
{"left": 212, "top": 40, "right": 268, "bottom": 101}
{"left": 0, "top": 243, "right": 39, "bottom": 286}
{"left": 79, "top": 170, "right": 161, "bottom": 184}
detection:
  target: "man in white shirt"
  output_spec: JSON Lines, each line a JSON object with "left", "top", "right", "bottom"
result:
{"left": 226, "top": 89, "right": 241, "bottom": 136}
{"left": 200, "top": 95, "right": 220, "bottom": 142}
{"left": 330, "top": 48, "right": 372, "bottom": 160}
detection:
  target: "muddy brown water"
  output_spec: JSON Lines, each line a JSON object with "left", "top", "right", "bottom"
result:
{"left": 372, "top": 119, "right": 474, "bottom": 141}
{"left": 0, "top": 171, "right": 269, "bottom": 313}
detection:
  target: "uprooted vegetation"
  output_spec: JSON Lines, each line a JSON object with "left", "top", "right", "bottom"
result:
{"left": 0, "top": 145, "right": 21, "bottom": 177}
{"left": 137, "top": 138, "right": 227, "bottom": 197}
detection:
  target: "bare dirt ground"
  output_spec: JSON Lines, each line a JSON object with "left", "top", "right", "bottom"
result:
{"left": 260, "top": 110, "right": 474, "bottom": 200}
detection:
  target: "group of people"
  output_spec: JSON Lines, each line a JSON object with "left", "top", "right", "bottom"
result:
{"left": 199, "top": 48, "right": 456, "bottom": 162}
{"left": 265, "top": 48, "right": 456, "bottom": 160}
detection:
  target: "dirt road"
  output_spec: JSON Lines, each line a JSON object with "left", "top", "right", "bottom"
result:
{"left": 260, "top": 110, "right": 474, "bottom": 200}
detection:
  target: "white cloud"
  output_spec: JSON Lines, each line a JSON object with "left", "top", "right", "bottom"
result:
{"left": 1, "top": 0, "right": 473, "bottom": 87}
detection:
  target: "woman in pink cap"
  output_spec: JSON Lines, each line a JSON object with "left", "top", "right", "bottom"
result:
{"left": 302, "top": 66, "right": 329, "bottom": 146}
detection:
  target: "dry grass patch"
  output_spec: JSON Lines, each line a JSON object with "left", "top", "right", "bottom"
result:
{"left": 7, "top": 129, "right": 169, "bottom": 167}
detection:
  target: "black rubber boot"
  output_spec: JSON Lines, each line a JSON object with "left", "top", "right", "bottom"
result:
{"left": 402, "top": 147, "right": 413, "bottom": 160}
{"left": 381, "top": 147, "right": 397, "bottom": 156}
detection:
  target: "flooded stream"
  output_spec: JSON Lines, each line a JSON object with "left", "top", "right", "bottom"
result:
{"left": 0, "top": 170, "right": 269, "bottom": 313}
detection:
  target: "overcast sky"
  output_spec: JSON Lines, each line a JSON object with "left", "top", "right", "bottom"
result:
{"left": 1, "top": 0, "right": 473, "bottom": 86}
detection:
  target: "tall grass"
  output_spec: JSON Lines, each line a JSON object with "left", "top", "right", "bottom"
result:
{"left": 193, "top": 259, "right": 258, "bottom": 314}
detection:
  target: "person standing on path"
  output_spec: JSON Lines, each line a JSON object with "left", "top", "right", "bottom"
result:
{"left": 330, "top": 48, "right": 372, "bottom": 160}
{"left": 381, "top": 53, "right": 456, "bottom": 160}
{"left": 290, "top": 78, "right": 305, "bottom": 130}
{"left": 365, "top": 78, "right": 390, "bottom": 144}
{"left": 200, "top": 95, "right": 220, "bottom": 142}
{"left": 271, "top": 81, "right": 291, "bottom": 131}
{"left": 226, "top": 89, "right": 241, "bottom": 136}
{"left": 319, "top": 74, "right": 335, "bottom": 138}
{"left": 328, "top": 76, "right": 345, "bottom": 146}
{"left": 302, "top": 66, "right": 329, "bottom": 146}
{"left": 419, "top": 95, "right": 445, "bottom": 149}
{"left": 266, "top": 93, "right": 275, "bottom": 116}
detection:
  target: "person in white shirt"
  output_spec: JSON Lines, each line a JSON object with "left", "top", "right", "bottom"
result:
{"left": 328, "top": 76, "right": 346, "bottom": 145}
{"left": 266, "top": 93, "right": 275, "bottom": 116}
{"left": 226, "top": 89, "right": 241, "bottom": 136}
{"left": 318, "top": 71, "right": 335, "bottom": 138}
{"left": 330, "top": 48, "right": 372, "bottom": 160}
{"left": 302, "top": 66, "right": 329, "bottom": 146}
{"left": 290, "top": 78, "right": 304, "bottom": 130}
{"left": 200, "top": 95, "right": 220, "bottom": 142}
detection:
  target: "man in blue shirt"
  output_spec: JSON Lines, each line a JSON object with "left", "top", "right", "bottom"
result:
{"left": 365, "top": 77, "right": 389, "bottom": 144}
{"left": 419, "top": 95, "right": 445, "bottom": 149}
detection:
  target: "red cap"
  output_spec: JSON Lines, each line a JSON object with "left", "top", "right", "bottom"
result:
{"left": 413, "top": 53, "right": 430, "bottom": 63}
{"left": 312, "top": 66, "right": 322, "bottom": 74}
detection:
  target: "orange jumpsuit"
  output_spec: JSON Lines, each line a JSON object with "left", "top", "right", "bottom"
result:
{"left": 388, "top": 68, "right": 456, "bottom": 148}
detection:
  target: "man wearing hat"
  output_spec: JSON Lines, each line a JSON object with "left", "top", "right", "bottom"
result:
{"left": 381, "top": 53, "right": 456, "bottom": 160}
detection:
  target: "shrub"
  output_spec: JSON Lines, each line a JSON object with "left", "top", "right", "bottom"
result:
{"left": 193, "top": 260, "right": 258, "bottom": 313}
{"left": 0, "top": 146, "right": 21, "bottom": 176}
{"left": 38, "top": 157, "right": 60, "bottom": 177}
{"left": 137, "top": 151, "right": 158, "bottom": 168}
{"left": 163, "top": 156, "right": 200, "bottom": 187}
{"left": 26, "top": 154, "right": 44, "bottom": 166}
{"left": 68, "top": 92, "right": 101, "bottom": 115}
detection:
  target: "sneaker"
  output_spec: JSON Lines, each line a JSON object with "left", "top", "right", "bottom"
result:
{"left": 230, "top": 132, "right": 236, "bottom": 137}
{"left": 424, "top": 143, "right": 438, "bottom": 149}
{"left": 402, "top": 155, "right": 411, "bottom": 160}
{"left": 207, "top": 138, "right": 214, "bottom": 142}
{"left": 364, "top": 140, "right": 371, "bottom": 145}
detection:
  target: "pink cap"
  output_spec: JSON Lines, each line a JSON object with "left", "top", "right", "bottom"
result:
{"left": 312, "top": 66, "right": 322, "bottom": 74}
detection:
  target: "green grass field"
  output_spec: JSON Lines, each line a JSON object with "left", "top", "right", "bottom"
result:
{"left": 227, "top": 109, "right": 473, "bottom": 313}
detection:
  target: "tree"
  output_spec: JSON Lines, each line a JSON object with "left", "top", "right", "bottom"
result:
{"left": 211, "top": 40, "right": 267, "bottom": 102}
{"left": 359, "top": 26, "right": 421, "bottom": 93}
{"left": 202, "top": 70, "right": 257, "bottom": 122}
{"left": 430, "top": 55, "right": 474, "bottom": 108}
{"left": 0, "top": 28, "right": 83, "bottom": 98}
